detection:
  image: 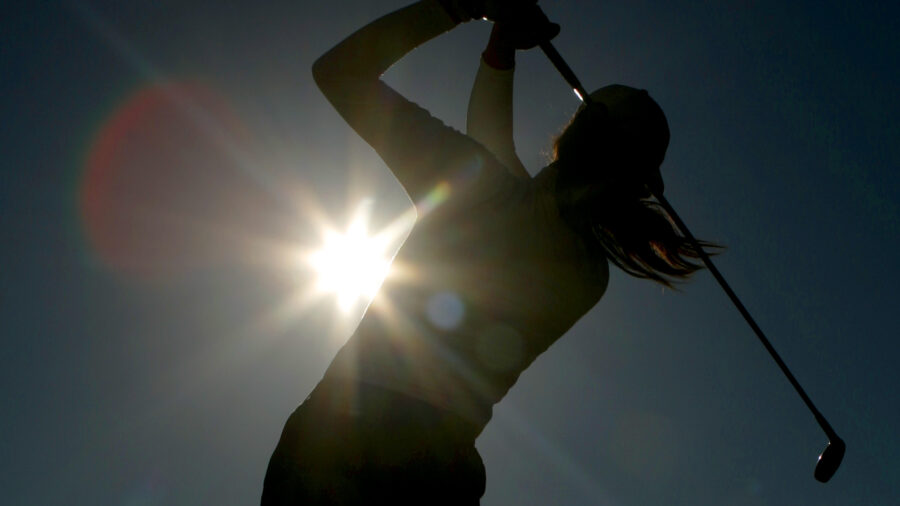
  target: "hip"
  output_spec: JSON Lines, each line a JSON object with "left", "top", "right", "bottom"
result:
{"left": 262, "top": 379, "right": 486, "bottom": 505}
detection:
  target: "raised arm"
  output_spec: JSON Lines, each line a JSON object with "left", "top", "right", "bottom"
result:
{"left": 312, "top": 1, "right": 455, "bottom": 100}
{"left": 313, "top": 1, "right": 559, "bottom": 202}
{"left": 466, "top": 25, "right": 529, "bottom": 179}
{"left": 312, "top": 1, "right": 466, "bottom": 201}
{"left": 466, "top": 12, "right": 560, "bottom": 180}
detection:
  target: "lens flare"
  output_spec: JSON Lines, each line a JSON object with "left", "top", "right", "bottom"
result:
{"left": 78, "top": 81, "right": 263, "bottom": 280}
{"left": 307, "top": 201, "right": 393, "bottom": 313}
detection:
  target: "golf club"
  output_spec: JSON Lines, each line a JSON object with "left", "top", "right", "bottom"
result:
{"left": 537, "top": 36, "right": 845, "bottom": 483}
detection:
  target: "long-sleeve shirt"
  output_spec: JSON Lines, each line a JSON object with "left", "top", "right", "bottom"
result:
{"left": 313, "top": 1, "right": 608, "bottom": 431}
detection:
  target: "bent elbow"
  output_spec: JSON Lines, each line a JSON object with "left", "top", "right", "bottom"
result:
{"left": 311, "top": 53, "right": 366, "bottom": 99}
{"left": 311, "top": 55, "right": 332, "bottom": 91}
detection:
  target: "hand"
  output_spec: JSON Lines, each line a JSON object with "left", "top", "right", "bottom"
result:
{"left": 481, "top": 4, "right": 559, "bottom": 69}
{"left": 436, "top": 0, "right": 483, "bottom": 23}
{"left": 482, "top": 0, "right": 544, "bottom": 23}
{"left": 438, "top": 0, "right": 553, "bottom": 26}
{"left": 491, "top": 5, "right": 559, "bottom": 50}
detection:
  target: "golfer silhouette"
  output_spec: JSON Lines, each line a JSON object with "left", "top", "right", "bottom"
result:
{"left": 263, "top": 1, "right": 712, "bottom": 504}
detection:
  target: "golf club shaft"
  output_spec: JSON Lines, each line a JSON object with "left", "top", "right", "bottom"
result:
{"left": 653, "top": 193, "right": 839, "bottom": 442}
{"left": 539, "top": 41, "right": 592, "bottom": 105}
{"left": 538, "top": 39, "right": 840, "bottom": 443}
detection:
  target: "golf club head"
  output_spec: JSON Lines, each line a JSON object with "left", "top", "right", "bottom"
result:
{"left": 814, "top": 437, "right": 845, "bottom": 482}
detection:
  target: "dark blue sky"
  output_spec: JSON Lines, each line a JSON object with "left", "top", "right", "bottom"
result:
{"left": 2, "top": 1, "right": 898, "bottom": 504}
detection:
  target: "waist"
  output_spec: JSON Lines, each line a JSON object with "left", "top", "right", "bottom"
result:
{"left": 307, "top": 377, "right": 486, "bottom": 441}
{"left": 322, "top": 328, "right": 501, "bottom": 429}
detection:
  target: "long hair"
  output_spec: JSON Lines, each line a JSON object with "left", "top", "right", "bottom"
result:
{"left": 553, "top": 85, "right": 719, "bottom": 288}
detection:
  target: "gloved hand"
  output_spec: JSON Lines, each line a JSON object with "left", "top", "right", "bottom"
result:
{"left": 438, "top": 0, "right": 549, "bottom": 25}
{"left": 491, "top": 5, "right": 559, "bottom": 50}
{"left": 480, "top": 4, "right": 559, "bottom": 69}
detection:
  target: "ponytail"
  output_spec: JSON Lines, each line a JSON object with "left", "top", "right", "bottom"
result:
{"left": 583, "top": 199, "right": 719, "bottom": 288}
{"left": 552, "top": 84, "right": 720, "bottom": 287}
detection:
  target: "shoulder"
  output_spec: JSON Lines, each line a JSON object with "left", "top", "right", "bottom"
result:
{"left": 414, "top": 148, "right": 530, "bottom": 217}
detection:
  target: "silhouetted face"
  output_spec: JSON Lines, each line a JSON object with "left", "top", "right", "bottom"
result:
{"left": 554, "top": 85, "right": 669, "bottom": 220}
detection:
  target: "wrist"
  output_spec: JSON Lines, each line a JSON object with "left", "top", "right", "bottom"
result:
{"left": 483, "top": 24, "right": 515, "bottom": 69}
{"left": 482, "top": 46, "right": 515, "bottom": 70}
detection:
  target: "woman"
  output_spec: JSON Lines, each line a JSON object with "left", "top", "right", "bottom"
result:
{"left": 262, "top": 1, "right": 712, "bottom": 504}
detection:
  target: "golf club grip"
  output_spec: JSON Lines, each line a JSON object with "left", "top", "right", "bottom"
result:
{"left": 539, "top": 41, "right": 592, "bottom": 104}
{"left": 653, "top": 193, "right": 839, "bottom": 441}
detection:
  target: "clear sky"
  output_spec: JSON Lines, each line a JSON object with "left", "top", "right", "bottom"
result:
{"left": 2, "top": 1, "right": 898, "bottom": 504}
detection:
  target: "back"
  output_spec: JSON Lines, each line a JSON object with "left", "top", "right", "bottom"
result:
{"left": 324, "top": 152, "right": 608, "bottom": 428}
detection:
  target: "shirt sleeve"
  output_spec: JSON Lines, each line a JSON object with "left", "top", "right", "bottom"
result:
{"left": 341, "top": 83, "right": 501, "bottom": 203}
{"left": 313, "top": 0, "right": 508, "bottom": 203}
{"left": 466, "top": 59, "right": 528, "bottom": 179}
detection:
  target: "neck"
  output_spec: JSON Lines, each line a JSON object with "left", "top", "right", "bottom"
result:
{"left": 536, "top": 160, "right": 584, "bottom": 232}
{"left": 534, "top": 160, "right": 562, "bottom": 192}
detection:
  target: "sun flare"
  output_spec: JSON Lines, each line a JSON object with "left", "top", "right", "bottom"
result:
{"left": 307, "top": 202, "right": 393, "bottom": 313}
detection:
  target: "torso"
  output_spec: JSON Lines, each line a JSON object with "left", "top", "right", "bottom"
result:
{"left": 322, "top": 160, "right": 608, "bottom": 429}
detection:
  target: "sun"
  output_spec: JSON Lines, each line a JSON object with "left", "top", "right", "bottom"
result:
{"left": 307, "top": 201, "right": 394, "bottom": 313}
